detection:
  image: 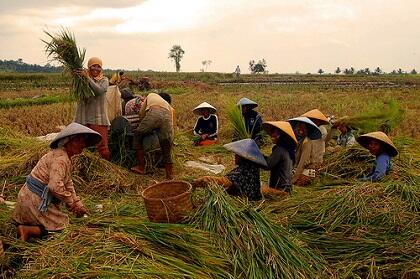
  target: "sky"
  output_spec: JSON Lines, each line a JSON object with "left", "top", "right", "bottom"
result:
{"left": 0, "top": 0, "right": 419, "bottom": 73}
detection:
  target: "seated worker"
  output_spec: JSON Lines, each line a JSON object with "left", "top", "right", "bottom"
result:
{"left": 192, "top": 102, "right": 218, "bottom": 146}
{"left": 356, "top": 131, "right": 398, "bottom": 182}
{"left": 262, "top": 121, "right": 297, "bottom": 193}
{"left": 12, "top": 123, "right": 101, "bottom": 242}
{"left": 236, "top": 97, "right": 263, "bottom": 145}
{"left": 131, "top": 92, "right": 175, "bottom": 179}
{"left": 288, "top": 117, "right": 321, "bottom": 186}
{"left": 325, "top": 117, "right": 356, "bottom": 152}
{"left": 301, "top": 109, "right": 329, "bottom": 165}
{"left": 193, "top": 139, "right": 267, "bottom": 200}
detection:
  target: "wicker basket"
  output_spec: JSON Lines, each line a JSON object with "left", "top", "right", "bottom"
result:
{"left": 142, "top": 180, "right": 193, "bottom": 223}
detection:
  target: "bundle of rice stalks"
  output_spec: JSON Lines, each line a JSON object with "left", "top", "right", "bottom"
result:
{"left": 227, "top": 103, "right": 251, "bottom": 140}
{"left": 338, "top": 99, "right": 404, "bottom": 134}
{"left": 11, "top": 220, "right": 230, "bottom": 278}
{"left": 263, "top": 182, "right": 420, "bottom": 278}
{"left": 188, "top": 186, "right": 327, "bottom": 278}
{"left": 43, "top": 29, "right": 94, "bottom": 101}
{"left": 72, "top": 151, "right": 140, "bottom": 196}
{"left": 0, "top": 128, "right": 48, "bottom": 181}
{"left": 320, "top": 145, "right": 374, "bottom": 179}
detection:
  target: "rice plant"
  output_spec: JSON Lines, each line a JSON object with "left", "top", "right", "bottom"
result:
{"left": 43, "top": 29, "right": 94, "bottom": 101}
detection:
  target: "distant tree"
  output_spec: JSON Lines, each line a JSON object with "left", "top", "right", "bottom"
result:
{"left": 410, "top": 69, "right": 417, "bottom": 74}
{"left": 168, "top": 45, "right": 185, "bottom": 72}
{"left": 374, "top": 67, "right": 382, "bottom": 75}
{"left": 391, "top": 69, "right": 397, "bottom": 74}
{"left": 343, "top": 68, "right": 350, "bottom": 75}
{"left": 335, "top": 67, "right": 341, "bottom": 74}
{"left": 397, "top": 68, "right": 404, "bottom": 74}
{"left": 364, "top": 68, "right": 371, "bottom": 75}
{"left": 318, "top": 69, "right": 324, "bottom": 75}
{"left": 249, "top": 59, "right": 267, "bottom": 74}
{"left": 201, "top": 60, "right": 212, "bottom": 72}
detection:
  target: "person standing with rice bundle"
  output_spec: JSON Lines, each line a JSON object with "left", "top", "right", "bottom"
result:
{"left": 12, "top": 123, "right": 102, "bottom": 242}
{"left": 74, "top": 57, "right": 110, "bottom": 160}
{"left": 288, "top": 117, "right": 322, "bottom": 186}
{"left": 356, "top": 131, "right": 398, "bottom": 181}
{"left": 261, "top": 121, "right": 297, "bottom": 193}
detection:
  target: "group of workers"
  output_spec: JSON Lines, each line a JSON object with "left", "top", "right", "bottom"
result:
{"left": 7, "top": 56, "right": 398, "bottom": 243}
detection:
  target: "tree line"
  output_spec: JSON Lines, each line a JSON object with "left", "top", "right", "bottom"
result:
{"left": 0, "top": 59, "right": 63, "bottom": 73}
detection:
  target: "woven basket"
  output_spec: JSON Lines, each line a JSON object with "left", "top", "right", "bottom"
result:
{"left": 142, "top": 180, "right": 193, "bottom": 223}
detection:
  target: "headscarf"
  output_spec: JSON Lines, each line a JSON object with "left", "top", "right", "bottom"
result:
{"left": 87, "top": 57, "right": 104, "bottom": 81}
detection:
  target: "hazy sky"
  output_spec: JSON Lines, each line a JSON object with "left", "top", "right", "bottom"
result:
{"left": 1, "top": 0, "right": 419, "bottom": 73}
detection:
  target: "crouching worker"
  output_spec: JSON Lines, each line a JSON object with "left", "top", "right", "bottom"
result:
{"left": 288, "top": 117, "right": 322, "bottom": 186}
{"left": 262, "top": 121, "right": 297, "bottom": 193}
{"left": 356, "top": 131, "right": 398, "bottom": 182}
{"left": 193, "top": 139, "right": 267, "bottom": 200}
{"left": 12, "top": 123, "right": 101, "bottom": 242}
{"left": 192, "top": 102, "right": 218, "bottom": 146}
{"left": 132, "top": 92, "right": 175, "bottom": 179}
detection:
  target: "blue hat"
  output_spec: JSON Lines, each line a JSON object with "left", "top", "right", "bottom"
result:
{"left": 223, "top": 139, "right": 267, "bottom": 167}
{"left": 237, "top": 97, "right": 258, "bottom": 109}
{"left": 288, "top": 116, "right": 322, "bottom": 140}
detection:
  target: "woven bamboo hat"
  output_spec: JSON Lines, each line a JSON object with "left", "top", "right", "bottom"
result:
{"left": 288, "top": 116, "right": 322, "bottom": 140}
{"left": 193, "top": 102, "right": 217, "bottom": 115}
{"left": 223, "top": 139, "right": 267, "bottom": 167}
{"left": 50, "top": 122, "right": 102, "bottom": 149}
{"left": 356, "top": 131, "right": 398, "bottom": 157}
{"left": 301, "top": 109, "right": 329, "bottom": 125}
{"left": 237, "top": 97, "right": 258, "bottom": 109}
{"left": 262, "top": 121, "right": 298, "bottom": 147}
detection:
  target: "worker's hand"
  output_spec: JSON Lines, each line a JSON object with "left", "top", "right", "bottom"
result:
{"left": 192, "top": 176, "right": 215, "bottom": 188}
{"left": 74, "top": 69, "right": 89, "bottom": 78}
{"left": 70, "top": 201, "right": 88, "bottom": 218}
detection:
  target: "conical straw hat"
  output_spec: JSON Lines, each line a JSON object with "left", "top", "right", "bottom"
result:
{"left": 237, "top": 97, "right": 258, "bottom": 109}
{"left": 50, "top": 122, "right": 102, "bottom": 149}
{"left": 301, "top": 109, "right": 329, "bottom": 125}
{"left": 223, "top": 139, "right": 267, "bottom": 167}
{"left": 356, "top": 131, "right": 398, "bottom": 157}
{"left": 287, "top": 117, "right": 322, "bottom": 140}
{"left": 193, "top": 102, "right": 217, "bottom": 115}
{"left": 262, "top": 121, "right": 298, "bottom": 147}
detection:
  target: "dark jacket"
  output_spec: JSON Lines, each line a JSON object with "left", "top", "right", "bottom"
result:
{"left": 264, "top": 144, "right": 293, "bottom": 190}
{"left": 243, "top": 110, "right": 263, "bottom": 140}
{"left": 193, "top": 114, "right": 218, "bottom": 140}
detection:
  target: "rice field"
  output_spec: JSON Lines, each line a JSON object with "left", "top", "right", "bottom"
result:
{"left": 0, "top": 72, "right": 419, "bottom": 278}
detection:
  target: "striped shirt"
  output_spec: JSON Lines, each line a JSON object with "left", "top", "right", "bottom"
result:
{"left": 74, "top": 77, "right": 110, "bottom": 126}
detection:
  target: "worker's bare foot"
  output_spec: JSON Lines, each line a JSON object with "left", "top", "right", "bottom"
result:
{"left": 17, "top": 225, "right": 42, "bottom": 242}
{"left": 131, "top": 165, "right": 146, "bottom": 174}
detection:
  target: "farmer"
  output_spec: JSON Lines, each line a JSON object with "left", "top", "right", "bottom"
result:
{"left": 193, "top": 139, "right": 267, "bottom": 200}
{"left": 12, "top": 123, "right": 101, "bottom": 242}
{"left": 325, "top": 118, "right": 356, "bottom": 152}
{"left": 261, "top": 121, "right": 297, "bottom": 193}
{"left": 237, "top": 97, "right": 264, "bottom": 146}
{"left": 235, "top": 65, "right": 241, "bottom": 78}
{"left": 74, "top": 57, "right": 110, "bottom": 160}
{"left": 288, "top": 117, "right": 321, "bottom": 186}
{"left": 125, "top": 96, "right": 145, "bottom": 115}
{"left": 193, "top": 102, "right": 218, "bottom": 146}
{"left": 131, "top": 92, "right": 175, "bottom": 179}
{"left": 356, "top": 131, "right": 398, "bottom": 181}
{"left": 301, "top": 109, "right": 329, "bottom": 165}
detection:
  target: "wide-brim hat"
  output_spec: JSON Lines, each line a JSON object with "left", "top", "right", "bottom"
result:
{"left": 356, "top": 131, "right": 398, "bottom": 157}
{"left": 237, "top": 97, "right": 258, "bottom": 109}
{"left": 223, "top": 139, "right": 267, "bottom": 167}
{"left": 50, "top": 122, "right": 102, "bottom": 149}
{"left": 301, "top": 109, "right": 329, "bottom": 125}
{"left": 262, "top": 121, "right": 298, "bottom": 148}
{"left": 193, "top": 102, "right": 216, "bottom": 115}
{"left": 288, "top": 116, "right": 322, "bottom": 140}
